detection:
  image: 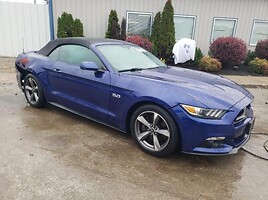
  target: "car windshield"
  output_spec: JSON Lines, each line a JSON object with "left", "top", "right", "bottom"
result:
{"left": 96, "top": 44, "right": 166, "bottom": 72}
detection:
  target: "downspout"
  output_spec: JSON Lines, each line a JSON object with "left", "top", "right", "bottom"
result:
{"left": 48, "top": 0, "right": 55, "bottom": 40}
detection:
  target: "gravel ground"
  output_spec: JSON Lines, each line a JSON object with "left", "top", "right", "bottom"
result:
{"left": 0, "top": 57, "right": 16, "bottom": 72}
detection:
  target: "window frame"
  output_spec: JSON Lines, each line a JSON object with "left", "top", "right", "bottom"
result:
{"left": 173, "top": 14, "right": 197, "bottom": 41}
{"left": 249, "top": 19, "right": 268, "bottom": 46}
{"left": 210, "top": 17, "right": 238, "bottom": 43}
{"left": 126, "top": 11, "right": 153, "bottom": 36}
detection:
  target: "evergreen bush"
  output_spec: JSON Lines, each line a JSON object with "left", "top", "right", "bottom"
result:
{"left": 72, "top": 19, "right": 84, "bottom": 37}
{"left": 192, "top": 48, "right": 204, "bottom": 67}
{"left": 57, "top": 12, "right": 74, "bottom": 38}
{"left": 157, "top": 0, "right": 176, "bottom": 62}
{"left": 57, "top": 12, "right": 84, "bottom": 38}
{"left": 120, "top": 17, "right": 127, "bottom": 40}
{"left": 106, "top": 10, "right": 120, "bottom": 39}
{"left": 244, "top": 50, "right": 256, "bottom": 65}
{"left": 151, "top": 12, "right": 161, "bottom": 56}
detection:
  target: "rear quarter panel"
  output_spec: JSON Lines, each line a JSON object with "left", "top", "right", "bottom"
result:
{"left": 16, "top": 52, "right": 56, "bottom": 102}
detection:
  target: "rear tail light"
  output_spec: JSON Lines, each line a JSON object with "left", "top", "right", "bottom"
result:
{"left": 17, "top": 57, "right": 29, "bottom": 68}
{"left": 18, "top": 58, "right": 29, "bottom": 64}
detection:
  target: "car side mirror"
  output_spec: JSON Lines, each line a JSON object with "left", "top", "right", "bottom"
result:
{"left": 80, "top": 62, "right": 99, "bottom": 71}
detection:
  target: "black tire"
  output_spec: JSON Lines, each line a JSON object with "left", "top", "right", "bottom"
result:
{"left": 130, "top": 104, "right": 179, "bottom": 157}
{"left": 23, "top": 74, "right": 46, "bottom": 108}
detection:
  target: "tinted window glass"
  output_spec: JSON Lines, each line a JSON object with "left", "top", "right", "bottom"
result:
{"left": 59, "top": 45, "right": 103, "bottom": 67}
{"left": 48, "top": 47, "right": 61, "bottom": 60}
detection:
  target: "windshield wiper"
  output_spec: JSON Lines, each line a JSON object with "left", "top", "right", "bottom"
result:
{"left": 118, "top": 67, "right": 143, "bottom": 72}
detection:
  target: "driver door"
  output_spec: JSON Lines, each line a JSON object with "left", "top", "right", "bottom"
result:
{"left": 46, "top": 44, "right": 110, "bottom": 122}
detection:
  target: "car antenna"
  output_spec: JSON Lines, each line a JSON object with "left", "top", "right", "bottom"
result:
{"left": 22, "top": 37, "right": 25, "bottom": 54}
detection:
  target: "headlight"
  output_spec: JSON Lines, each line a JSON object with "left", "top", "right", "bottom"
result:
{"left": 181, "top": 104, "right": 227, "bottom": 119}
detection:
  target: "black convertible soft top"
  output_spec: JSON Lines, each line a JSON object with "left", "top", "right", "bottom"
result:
{"left": 37, "top": 37, "right": 128, "bottom": 56}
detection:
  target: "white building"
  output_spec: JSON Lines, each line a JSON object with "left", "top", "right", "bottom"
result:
{"left": 0, "top": 0, "right": 267, "bottom": 56}
{"left": 52, "top": 0, "right": 268, "bottom": 54}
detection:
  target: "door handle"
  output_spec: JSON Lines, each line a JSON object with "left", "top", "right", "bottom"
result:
{"left": 53, "top": 68, "right": 62, "bottom": 73}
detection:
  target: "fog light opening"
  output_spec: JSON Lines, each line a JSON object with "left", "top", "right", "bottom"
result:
{"left": 199, "top": 137, "right": 226, "bottom": 148}
{"left": 206, "top": 137, "right": 225, "bottom": 141}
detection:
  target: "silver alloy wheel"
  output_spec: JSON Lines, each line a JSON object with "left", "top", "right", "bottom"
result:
{"left": 24, "top": 77, "right": 39, "bottom": 104}
{"left": 134, "top": 111, "right": 170, "bottom": 152}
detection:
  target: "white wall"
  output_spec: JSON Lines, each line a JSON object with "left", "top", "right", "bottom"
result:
{"left": 0, "top": 1, "right": 50, "bottom": 57}
{"left": 53, "top": 0, "right": 268, "bottom": 54}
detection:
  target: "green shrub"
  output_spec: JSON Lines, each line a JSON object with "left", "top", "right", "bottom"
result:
{"left": 199, "top": 56, "right": 222, "bottom": 72}
{"left": 120, "top": 17, "right": 126, "bottom": 40}
{"left": 57, "top": 12, "right": 84, "bottom": 38}
{"left": 151, "top": 12, "right": 161, "bottom": 56}
{"left": 192, "top": 48, "right": 204, "bottom": 66}
{"left": 57, "top": 12, "right": 74, "bottom": 38}
{"left": 210, "top": 37, "right": 247, "bottom": 66}
{"left": 249, "top": 58, "right": 268, "bottom": 75}
{"left": 255, "top": 39, "right": 268, "bottom": 60}
{"left": 158, "top": 0, "right": 176, "bottom": 62}
{"left": 72, "top": 19, "right": 84, "bottom": 37}
{"left": 244, "top": 50, "right": 256, "bottom": 65}
{"left": 105, "top": 10, "right": 120, "bottom": 39}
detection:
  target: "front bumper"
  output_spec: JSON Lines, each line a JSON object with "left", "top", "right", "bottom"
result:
{"left": 185, "top": 118, "right": 255, "bottom": 155}
{"left": 172, "top": 95, "right": 254, "bottom": 155}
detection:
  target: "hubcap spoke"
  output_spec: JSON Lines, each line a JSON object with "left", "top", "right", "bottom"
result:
{"left": 137, "top": 131, "right": 151, "bottom": 141}
{"left": 137, "top": 116, "right": 151, "bottom": 128}
{"left": 29, "top": 78, "right": 35, "bottom": 87}
{"left": 155, "top": 129, "right": 170, "bottom": 137}
{"left": 153, "top": 112, "right": 160, "bottom": 126}
{"left": 25, "top": 85, "right": 32, "bottom": 91}
{"left": 30, "top": 94, "right": 34, "bottom": 101}
{"left": 153, "top": 134, "right": 161, "bottom": 150}
{"left": 33, "top": 92, "right": 39, "bottom": 102}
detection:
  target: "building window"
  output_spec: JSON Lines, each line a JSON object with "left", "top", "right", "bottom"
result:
{"left": 250, "top": 20, "right": 268, "bottom": 46}
{"left": 126, "top": 11, "right": 153, "bottom": 36}
{"left": 211, "top": 18, "right": 237, "bottom": 42}
{"left": 174, "top": 15, "right": 196, "bottom": 41}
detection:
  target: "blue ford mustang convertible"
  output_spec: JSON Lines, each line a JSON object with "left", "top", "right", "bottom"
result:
{"left": 15, "top": 38, "right": 255, "bottom": 157}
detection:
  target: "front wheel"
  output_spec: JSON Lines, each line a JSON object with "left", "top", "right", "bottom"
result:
{"left": 130, "top": 105, "right": 179, "bottom": 157}
{"left": 24, "top": 74, "right": 46, "bottom": 108}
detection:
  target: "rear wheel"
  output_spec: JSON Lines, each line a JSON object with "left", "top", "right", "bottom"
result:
{"left": 24, "top": 74, "right": 46, "bottom": 108}
{"left": 130, "top": 105, "right": 179, "bottom": 157}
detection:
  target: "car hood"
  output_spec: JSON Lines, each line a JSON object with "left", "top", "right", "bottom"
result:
{"left": 122, "top": 66, "right": 252, "bottom": 109}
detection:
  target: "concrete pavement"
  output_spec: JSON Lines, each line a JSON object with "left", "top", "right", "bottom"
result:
{"left": 0, "top": 57, "right": 268, "bottom": 199}
{"left": 223, "top": 75, "right": 268, "bottom": 89}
